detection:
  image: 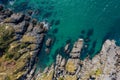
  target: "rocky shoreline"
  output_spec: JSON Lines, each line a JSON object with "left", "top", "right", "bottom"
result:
{"left": 0, "top": 4, "right": 120, "bottom": 80}
{"left": 0, "top": 5, "right": 48, "bottom": 80}
{"left": 36, "top": 39, "right": 120, "bottom": 80}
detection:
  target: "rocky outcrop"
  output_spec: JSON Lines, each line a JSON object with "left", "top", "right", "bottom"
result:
{"left": 36, "top": 39, "right": 120, "bottom": 80}
{"left": 0, "top": 4, "right": 120, "bottom": 80}
{"left": 70, "top": 39, "right": 83, "bottom": 58}
{"left": 64, "top": 43, "right": 70, "bottom": 53}
{"left": 0, "top": 5, "right": 48, "bottom": 80}
{"left": 46, "top": 38, "right": 52, "bottom": 47}
{"left": 45, "top": 38, "right": 52, "bottom": 53}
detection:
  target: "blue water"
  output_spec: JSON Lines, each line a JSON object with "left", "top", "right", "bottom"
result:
{"left": 1, "top": 0, "right": 120, "bottom": 69}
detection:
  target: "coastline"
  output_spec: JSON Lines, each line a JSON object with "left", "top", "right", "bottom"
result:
{"left": 0, "top": 4, "right": 120, "bottom": 80}
{"left": 36, "top": 39, "right": 120, "bottom": 80}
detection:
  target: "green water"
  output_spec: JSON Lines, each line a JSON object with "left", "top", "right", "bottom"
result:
{"left": 3, "top": 0, "right": 120, "bottom": 69}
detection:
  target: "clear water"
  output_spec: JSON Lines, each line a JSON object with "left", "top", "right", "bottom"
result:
{"left": 1, "top": 0, "right": 120, "bottom": 69}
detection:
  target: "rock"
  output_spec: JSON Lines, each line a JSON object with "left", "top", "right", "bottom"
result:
{"left": 27, "top": 10, "right": 33, "bottom": 16}
{"left": 116, "top": 48, "right": 120, "bottom": 55}
{"left": 46, "top": 38, "right": 52, "bottom": 47}
{"left": 14, "top": 21, "right": 29, "bottom": 34}
{"left": 4, "top": 9, "right": 13, "bottom": 17}
{"left": 33, "top": 23, "right": 46, "bottom": 34}
{"left": 45, "top": 48, "right": 50, "bottom": 54}
{"left": 60, "top": 58, "right": 66, "bottom": 67}
{"left": 26, "top": 23, "right": 34, "bottom": 32}
{"left": 56, "top": 54, "right": 62, "bottom": 66}
{"left": 5, "top": 13, "right": 25, "bottom": 23}
{"left": 32, "top": 18, "right": 37, "bottom": 25}
{"left": 27, "top": 44, "right": 39, "bottom": 51}
{"left": 36, "top": 39, "right": 120, "bottom": 80}
{"left": 64, "top": 43, "right": 70, "bottom": 53}
{"left": 24, "top": 15, "right": 31, "bottom": 21}
{"left": 65, "top": 59, "right": 80, "bottom": 74}
{"left": 70, "top": 39, "right": 83, "bottom": 58}
{"left": 0, "top": 5, "right": 47, "bottom": 80}
{"left": 43, "top": 67, "right": 49, "bottom": 73}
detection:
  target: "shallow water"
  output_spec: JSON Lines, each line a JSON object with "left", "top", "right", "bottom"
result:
{"left": 1, "top": 0, "right": 120, "bottom": 69}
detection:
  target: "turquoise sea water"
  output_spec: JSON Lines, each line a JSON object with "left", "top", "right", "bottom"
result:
{"left": 1, "top": 0, "right": 120, "bottom": 69}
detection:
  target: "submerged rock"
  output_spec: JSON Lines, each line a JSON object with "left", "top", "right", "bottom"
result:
{"left": 45, "top": 48, "right": 50, "bottom": 54}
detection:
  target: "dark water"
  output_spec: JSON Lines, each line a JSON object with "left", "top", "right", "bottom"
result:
{"left": 1, "top": 0, "right": 120, "bottom": 70}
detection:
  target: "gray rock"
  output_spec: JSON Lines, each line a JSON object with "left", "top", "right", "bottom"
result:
{"left": 7, "top": 13, "right": 25, "bottom": 23}
{"left": 70, "top": 38, "right": 83, "bottom": 58}
{"left": 60, "top": 58, "right": 66, "bottom": 67}
{"left": 45, "top": 48, "right": 50, "bottom": 54}
{"left": 33, "top": 23, "right": 45, "bottom": 34}
{"left": 64, "top": 43, "right": 70, "bottom": 53}
{"left": 14, "top": 21, "right": 29, "bottom": 34}
{"left": 26, "top": 23, "right": 34, "bottom": 32}
{"left": 24, "top": 15, "right": 31, "bottom": 21}
{"left": 46, "top": 38, "right": 52, "bottom": 47}
{"left": 3, "top": 9, "right": 13, "bottom": 17}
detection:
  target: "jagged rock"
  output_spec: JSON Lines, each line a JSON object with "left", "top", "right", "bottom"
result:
{"left": 36, "top": 39, "right": 120, "bottom": 80}
{"left": 45, "top": 48, "right": 50, "bottom": 54}
{"left": 36, "top": 64, "right": 54, "bottom": 80}
{"left": 65, "top": 59, "right": 80, "bottom": 74}
{"left": 27, "top": 10, "right": 33, "bottom": 16}
{"left": 33, "top": 23, "right": 46, "bottom": 34}
{"left": 64, "top": 43, "right": 70, "bottom": 53}
{"left": 60, "top": 58, "right": 66, "bottom": 67}
{"left": 32, "top": 18, "right": 37, "bottom": 25}
{"left": 70, "top": 38, "right": 83, "bottom": 58}
{"left": 46, "top": 38, "right": 52, "bottom": 47}
{"left": 56, "top": 54, "right": 62, "bottom": 66}
{"left": 4, "top": 13, "right": 25, "bottom": 23}
{"left": 0, "top": 6, "right": 47, "bottom": 80}
{"left": 27, "top": 44, "right": 39, "bottom": 51}
{"left": 3, "top": 9, "right": 13, "bottom": 17}
{"left": 14, "top": 21, "right": 29, "bottom": 34}
{"left": 24, "top": 15, "right": 31, "bottom": 21}
{"left": 26, "top": 23, "right": 34, "bottom": 32}
{"left": 43, "top": 67, "right": 49, "bottom": 73}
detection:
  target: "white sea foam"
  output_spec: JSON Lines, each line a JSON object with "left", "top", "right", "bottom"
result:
{"left": 9, "top": 0, "right": 16, "bottom": 5}
{"left": 42, "top": 21, "right": 49, "bottom": 30}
